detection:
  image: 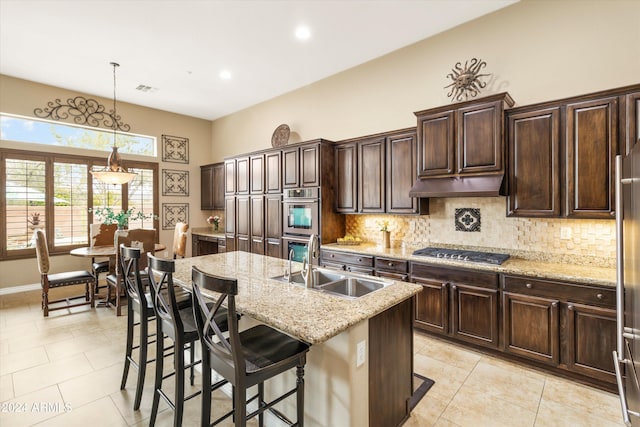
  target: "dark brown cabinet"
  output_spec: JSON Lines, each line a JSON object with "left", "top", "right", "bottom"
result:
{"left": 411, "top": 263, "right": 499, "bottom": 350}
{"left": 235, "top": 156, "right": 250, "bottom": 195}
{"left": 236, "top": 196, "right": 250, "bottom": 252}
{"left": 386, "top": 131, "right": 427, "bottom": 214}
{"left": 415, "top": 93, "right": 514, "bottom": 179}
{"left": 265, "top": 151, "right": 281, "bottom": 193}
{"left": 250, "top": 154, "right": 264, "bottom": 194}
{"left": 192, "top": 233, "right": 226, "bottom": 256}
{"left": 250, "top": 196, "right": 264, "bottom": 255}
{"left": 621, "top": 90, "right": 640, "bottom": 155}
{"left": 282, "top": 147, "right": 299, "bottom": 188}
{"left": 374, "top": 257, "right": 409, "bottom": 282}
{"left": 264, "top": 194, "right": 281, "bottom": 258}
{"left": 358, "top": 137, "right": 385, "bottom": 213}
{"left": 283, "top": 143, "right": 321, "bottom": 188}
{"left": 200, "top": 162, "right": 224, "bottom": 210}
{"left": 224, "top": 196, "right": 236, "bottom": 251}
{"left": 507, "top": 107, "right": 561, "bottom": 217}
{"left": 224, "top": 159, "right": 236, "bottom": 195}
{"left": 320, "top": 249, "right": 374, "bottom": 275}
{"left": 335, "top": 143, "right": 357, "bottom": 213}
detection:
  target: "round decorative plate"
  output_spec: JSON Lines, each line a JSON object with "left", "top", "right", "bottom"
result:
{"left": 271, "top": 124, "right": 290, "bottom": 147}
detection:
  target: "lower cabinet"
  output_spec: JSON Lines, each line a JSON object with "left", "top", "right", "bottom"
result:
{"left": 375, "top": 257, "right": 409, "bottom": 281}
{"left": 411, "top": 263, "right": 499, "bottom": 350}
{"left": 192, "top": 233, "right": 226, "bottom": 256}
{"left": 320, "top": 249, "right": 374, "bottom": 275}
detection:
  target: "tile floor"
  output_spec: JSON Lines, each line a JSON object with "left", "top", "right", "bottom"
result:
{"left": 0, "top": 285, "right": 626, "bottom": 427}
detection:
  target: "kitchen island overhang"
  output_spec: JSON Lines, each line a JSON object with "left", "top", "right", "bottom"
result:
{"left": 172, "top": 251, "right": 422, "bottom": 427}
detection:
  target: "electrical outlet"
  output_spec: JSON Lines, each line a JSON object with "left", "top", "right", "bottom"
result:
{"left": 356, "top": 340, "right": 366, "bottom": 367}
{"left": 560, "top": 227, "right": 572, "bottom": 240}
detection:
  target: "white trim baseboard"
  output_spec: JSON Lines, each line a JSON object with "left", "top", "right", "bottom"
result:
{"left": 0, "top": 283, "right": 40, "bottom": 296}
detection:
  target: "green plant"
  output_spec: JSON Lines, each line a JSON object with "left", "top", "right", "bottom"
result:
{"left": 379, "top": 220, "right": 389, "bottom": 232}
{"left": 91, "top": 207, "right": 152, "bottom": 228}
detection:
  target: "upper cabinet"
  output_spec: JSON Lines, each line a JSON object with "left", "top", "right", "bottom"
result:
{"left": 507, "top": 84, "right": 640, "bottom": 219}
{"left": 224, "top": 159, "right": 236, "bottom": 195}
{"left": 200, "top": 162, "right": 224, "bottom": 210}
{"left": 265, "top": 151, "right": 282, "bottom": 193}
{"left": 283, "top": 142, "right": 322, "bottom": 188}
{"left": 415, "top": 93, "right": 514, "bottom": 179}
{"left": 335, "top": 129, "right": 428, "bottom": 215}
{"left": 235, "top": 156, "right": 250, "bottom": 194}
{"left": 250, "top": 154, "right": 264, "bottom": 194}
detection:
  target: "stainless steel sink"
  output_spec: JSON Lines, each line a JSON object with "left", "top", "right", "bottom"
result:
{"left": 316, "top": 276, "right": 391, "bottom": 299}
{"left": 270, "top": 268, "right": 345, "bottom": 286}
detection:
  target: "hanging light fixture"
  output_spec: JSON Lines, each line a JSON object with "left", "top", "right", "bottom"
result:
{"left": 91, "top": 62, "right": 137, "bottom": 185}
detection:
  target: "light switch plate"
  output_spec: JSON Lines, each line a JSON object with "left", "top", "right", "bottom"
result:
{"left": 356, "top": 340, "right": 366, "bottom": 367}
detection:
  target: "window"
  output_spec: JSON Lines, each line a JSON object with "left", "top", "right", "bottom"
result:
{"left": 1, "top": 149, "right": 158, "bottom": 259}
{"left": 0, "top": 113, "right": 156, "bottom": 156}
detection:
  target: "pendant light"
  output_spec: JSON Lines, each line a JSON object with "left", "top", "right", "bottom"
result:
{"left": 91, "top": 62, "right": 137, "bottom": 185}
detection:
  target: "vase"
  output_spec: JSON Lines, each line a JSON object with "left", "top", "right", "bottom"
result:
{"left": 214, "top": 224, "right": 219, "bottom": 231}
{"left": 382, "top": 231, "right": 391, "bottom": 249}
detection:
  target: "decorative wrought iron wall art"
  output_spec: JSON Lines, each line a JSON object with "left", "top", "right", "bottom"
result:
{"left": 455, "top": 208, "right": 481, "bottom": 232}
{"left": 162, "top": 203, "right": 189, "bottom": 230}
{"left": 162, "top": 169, "right": 189, "bottom": 196}
{"left": 444, "top": 58, "right": 491, "bottom": 102}
{"left": 162, "top": 134, "right": 189, "bottom": 164}
{"left": 33, "top": 96, "right": 131, "bottom": 131}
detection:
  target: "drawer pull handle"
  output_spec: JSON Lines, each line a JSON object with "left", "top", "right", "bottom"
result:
{"left": 330, "top": 254, "right": 335, "bottom": 258}
{"left": 357, "top": 258, "right": 362, "bottom": 262}
{"left": 597, "top": 293, "right": 604, "bottom": 300}
{"left": 526, "top": 283, "right": 533, "bottom": 289}
{"left": 388, "top": 262, "right": 393, "bottom": 267}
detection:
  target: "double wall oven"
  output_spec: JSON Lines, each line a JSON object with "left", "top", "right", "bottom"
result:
{"left": 282, "top": 187, "right": 319, "bottom": 263}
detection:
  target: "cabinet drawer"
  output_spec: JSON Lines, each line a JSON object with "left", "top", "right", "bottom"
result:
{"left": 375, "top": 270, "right": 409, "bottom": 282}
{"left": 410, "top": 262, "right": 498, "bottom": 289}
{"left": 321, "top": 250, "right": 374, "bottom": 268}
{"left": 375, "top": 257, "right": 408, "bottom": 274}
{"left": 503, "top": 276, "right": 615, "bottom": 308}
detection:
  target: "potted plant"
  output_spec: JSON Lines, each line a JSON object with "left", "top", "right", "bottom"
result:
{"left": 379, "top": 220, "right": 391, "bottom": 249}
{"left": 91, "top": 207, "right": 152, "bottom": 230}
{"left": 207, "top": 215, "right": 221, "bottom": 231}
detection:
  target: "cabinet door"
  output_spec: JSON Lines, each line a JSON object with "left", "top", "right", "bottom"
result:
{"left": 235, "top": 156, "right": 250, "bottom": 194}
{"left": 250, "top": 195, "right": 265, "bottom": 255}
{"left": 387, "top": 131, "right": 418, "bottom": 213}
{"left": 224, "top": 159, "right": 236, "bottom": 195}
{"left": 335, "top": 143, "right": 357, "bottom": 213}
{"left": 507, "top": 108, "right": 561, "bottom": 217}
{"left": 358, "top": 137, "right": 385, "bottom": 213}
{"left": 566, "top": 97, "right": 618, "bottom": 218}
{"left": 300, "top": 144, "right": 320, "bottom": 187}
{"left": 413, "top": 277, "right": 449, "bottom": 335}
{"left": 265, "top": 239, "right": 281, "bottom": 259}
{"left": 451, "top": 283, "right": 499, "bottom": 349}
{"left": 236, "top": 196, "right": 250, "bottom": 238}
{"left": 264, "top": 194, "right": 281, "bottom": 240}
{"left": 250, "top": 155, "right": 264, "bottom": 194}
{"left": 200, "top": 165, "right": 214, "bottom": 210}
{"left": 265, "top": 151, "right": 282, "bottom": 193}
{"left": 566, "top": 302, "right": 616, "bottom": 383}
{"left": 224, "top": 196, "right": 235, "bottom": 234}
{"left": 621, "top": 91, "right": 640, "bottom": 155}
{"left": 457, "top": 100, "right": 503, "bottom": 174}
{"left": 212, "top": 163, "right": 225, "bottom": 209}
{"left": 502, "top": 292, "right": 559, "bottom": 366}
{"left": 282, "top": 147, "right": 299, "bottom": 188}
{"left": 416, "top": 110, "right": 455, "bottom": 177}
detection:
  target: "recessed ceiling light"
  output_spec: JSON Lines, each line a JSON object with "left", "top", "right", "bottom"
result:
{"left": 295, "top": 26, "right": 311, "bottom": 40}
{"left": 219, "top": 70, "right": 232, "bottom": 80}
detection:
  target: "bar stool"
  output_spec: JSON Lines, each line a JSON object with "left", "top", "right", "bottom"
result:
{"left": 147, "top": 253, "right": 202, "bottom": 427}
{"left": 191, "top": 266, "right": 311, "bottom": 427}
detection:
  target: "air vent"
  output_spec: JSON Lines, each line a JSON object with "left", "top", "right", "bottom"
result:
{"left": 135, "top": 84, "right": 157, "bottom": 93}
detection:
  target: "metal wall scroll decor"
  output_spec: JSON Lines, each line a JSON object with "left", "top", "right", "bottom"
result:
{"left": 33, "top": 96, "right": 131, "bottom": 131}
{"left": 162, "top": 169, "right": 189, "bottom": 196}
{"left": 444, "top": 58, "right": 490, "bottom": 102}
{"left": 455, "top": 208, "right": 481, "bottom": 232}
{"left": 161, "top": 134, "right": 189, "bottom": 164}
{"left": 162, "top": 203, "right": 189, "bottom": 230}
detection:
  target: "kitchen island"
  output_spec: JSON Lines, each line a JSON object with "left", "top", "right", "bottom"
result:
{"left": 172, "top": 251, "right": 422, "bottom": 427}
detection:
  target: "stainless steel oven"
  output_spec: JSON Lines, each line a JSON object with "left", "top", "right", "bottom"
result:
{"left": 282, "top": 187, "right": 319, "bottom": 237}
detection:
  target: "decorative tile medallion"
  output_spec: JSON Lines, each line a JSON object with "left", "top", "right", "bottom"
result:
{"left": 455, "top": 208, "right": 481, "bottom": 232}
{"left": 162, "top": 169, "right": 189, "bottom": 196}
{"left": 162, "top": 134, "right": 189, "bottom": 164}
{"left": 162, "top": 203, "right": 189, "bottom": 230}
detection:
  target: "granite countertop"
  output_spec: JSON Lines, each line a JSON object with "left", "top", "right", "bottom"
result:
{"left": 322, "top": 243, "right": 617, "bottom": 288}
{"left": 173, "top": 252, "right": 422, "bottom": 344}
{"left": 191, "top": 227, "right": 225, "bottom": 238}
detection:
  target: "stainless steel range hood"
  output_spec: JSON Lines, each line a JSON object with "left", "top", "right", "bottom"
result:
{"left": 408, "top": 174, "right": 504, "bottom": 198}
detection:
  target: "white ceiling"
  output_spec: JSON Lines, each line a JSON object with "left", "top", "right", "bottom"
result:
{"left": 0, "top": 0, "right": 518, "bottom": 121}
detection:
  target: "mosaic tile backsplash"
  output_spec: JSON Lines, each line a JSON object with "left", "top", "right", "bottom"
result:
{"left": 345, "top": 197, "right": 616, "bottom": 268}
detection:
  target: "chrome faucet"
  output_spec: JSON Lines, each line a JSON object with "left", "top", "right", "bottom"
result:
{"left": 285, "top": 249, "right": 294, "bottom": 283}
{"left": 301, "top": 234, "right": 319, "bottom": 288}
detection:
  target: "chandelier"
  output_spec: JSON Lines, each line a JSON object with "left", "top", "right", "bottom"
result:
{"left": 90, "top": 62, "right": 137, "bottom": 185}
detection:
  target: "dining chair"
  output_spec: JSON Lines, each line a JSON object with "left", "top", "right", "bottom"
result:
{"left": 106, "top": 228, "right": 156, "bottom": 316}
{"left": 89, "top": 223, "right": 117, "bottom": 293}
{"left": 33, "top": 229, "right": 95, "bottom": 317}
{"left": 191, "top": 266, "right": 311, "bottom": 427}
{"left": 147, "top": 253, "right": 212, "bottom": 427}
{"left": 172, "top": 222, "right": 189, "bottom": 259}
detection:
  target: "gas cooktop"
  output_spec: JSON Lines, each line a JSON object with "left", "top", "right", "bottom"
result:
{"left": 412, "top": 247, "right": 510, "bottom": 265}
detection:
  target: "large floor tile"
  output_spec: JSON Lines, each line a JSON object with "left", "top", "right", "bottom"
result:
{"left": 12, "top": 353, "right": 94, "bottom": 397}
{"left": 403, "top": 395, "right": 450, "bottom": 427}
{"left": 414, "top": 353, "right": 471, "bottom": 403}
{"left": 0, "top": 373, "right": 14, "bottom": 401}
{"left": 535, "top": 397, "right": 625, "bottom": 427}
{"left": 0, "top": 385, "right": 64, "bottom": 427}
{"left": 58, "top": 362, "right": 125, "bottom": 408}
{"left": 0, "top": 346, "right": 49, "bottom": 376}
{"left": 33, "top": 396, "right": 128, "bottom": 427}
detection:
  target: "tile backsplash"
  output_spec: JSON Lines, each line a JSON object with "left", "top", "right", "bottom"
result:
{"left": 345, "top": 197, "right": 616, "bottom": 268}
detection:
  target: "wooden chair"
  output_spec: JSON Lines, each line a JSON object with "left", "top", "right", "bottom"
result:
{"left": 106, "top": 228, "right": 155, "bottom": 316}
{"left": 191, "top": 266, "right": 310, "bottom": 427}
{"left": 89, "top": 223, "right": 117, "bottom": 293}
{"left": 33, "top": 229, "right": 95, "bottom": 317}
{"left": 172, "top": 222, "right": 189, "bottom": 259}
{"left": 147, "top": 253, "right": 211, "bottom": 427}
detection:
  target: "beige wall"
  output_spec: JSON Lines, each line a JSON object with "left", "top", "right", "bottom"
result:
{"left": 0, "top": 75, "right": 213, "bottom": 288}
